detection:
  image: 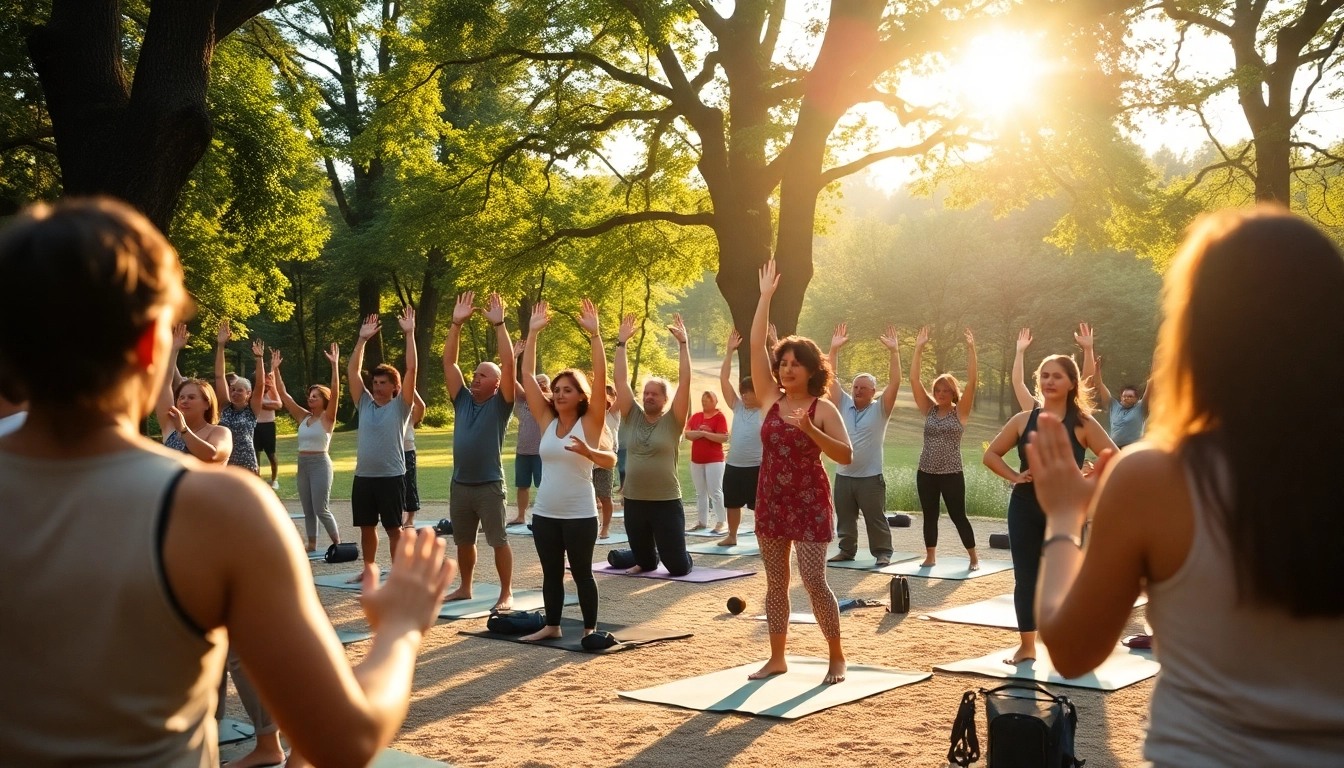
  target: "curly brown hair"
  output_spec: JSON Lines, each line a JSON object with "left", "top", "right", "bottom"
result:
{"left": 772, "top": 336, "right": 832, "bottom": 398}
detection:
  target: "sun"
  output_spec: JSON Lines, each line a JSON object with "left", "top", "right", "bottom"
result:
{"left": 951, "top": 31, "right": 1049, "bottom": 117}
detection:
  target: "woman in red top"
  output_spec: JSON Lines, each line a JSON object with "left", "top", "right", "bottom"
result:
{"left": 686, "top": 391, "right": 729, "bottom": 533}
{"left": 748, "top": 260, "right": 854, "bottom": 685}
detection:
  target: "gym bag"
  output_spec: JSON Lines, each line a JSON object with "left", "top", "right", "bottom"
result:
{"left": 486, "top": 610, "right": 546, "bottom": 635}
{"left": 324, "top": 542, "right": 359, "bottom": 564}
{"left": 948, "top": 683, "right": 1084, "bottom": 768}
{"left": 888, "top": 575, "right": 910, "bottom": 614}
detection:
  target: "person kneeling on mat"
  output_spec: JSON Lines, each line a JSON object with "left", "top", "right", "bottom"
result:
{"left": 613, "top": 312, "right": 694, "bottom": 576}
{"left": 517, "top": 299, "right": 616, "bottom": 641}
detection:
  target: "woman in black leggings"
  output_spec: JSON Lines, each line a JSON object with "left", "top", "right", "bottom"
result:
{"left": 517, "top": 298, "right": 616, "bottom": 642}
{"left": 910, "top": 326, "right": 979, "bottom": 568}
{"left": 984, "top": 353, "right": 1115, "bottom": 665}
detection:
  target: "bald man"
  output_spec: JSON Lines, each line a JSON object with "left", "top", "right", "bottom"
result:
{"left": 442, "top": 291, "right": 517, "bottom": 610}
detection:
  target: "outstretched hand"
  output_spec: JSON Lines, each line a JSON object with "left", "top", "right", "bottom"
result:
{"left": 577, "top": 298, "right": 600, "bottom": 335}
{"left": 452, "top": 292, "right": 475, "bottom": 325}
{"left": 727, "top": 329, "right": 742, "bottom": 351}
{"left": 916, "top": 326, "right": 930, "bottom": 349}
{"left": 397, "top": 304, "right": 416, "bottom": 333}
{"left": 513, "top": 339, "right": 526, "bottom": 358}
{"left": 1016, "top": 327, "right": 1033, "bottom": 353}
{"left": 964, "top": 328, "right": 975, "bottom": 347}
{"left": 530, "top": 301, "right": 551, "bottom": 333}
{"left": 667, "top": 313, "right": 688, "bottom": 344}
{"left": 217, "top": 319, "right": 232, "bottom": 346}
{"left": 172, "top": 323, "right": 190, "bottom": 352}
{"left": 758, "top": 259, "right": 779, "bottom": 296}
{"left": 879, "top": 325, "right": 900, "bottom": 352}
{"left": 482, "top": 293, "right": 506, "bottom": 325}
{"left": 361, "top": 527, "right": 457, "bottom": 635}
{"left": 1025, "top": 412, "right": 1115, "bottom": 521}
{"left": 270, "top": 348, "right": 283, "bottom": 370}
{"left": 358, "top": 314, "right": 380, "bottom": 341}
{"left": 324, "top": 342, "right": 339, "bottom": 366}
{"left": 830, "top": 322, "right": 848, "bottom": 351}
{"left": 251, "top": 339, "right": 265, "bottom": 358}
{"left": 618, "top": 313, "right": 637, "bottom": 344}
{"left": 1074, "top": 322, "right": 1095, "bottom": 351}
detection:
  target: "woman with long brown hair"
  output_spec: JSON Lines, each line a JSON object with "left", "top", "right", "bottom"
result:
{"left": 984, "top": 351, "right": 1116, "bottom": 665}
{"left": 748, "top": 260, "right": 853, "bottom": 685}
{"left": 1029, "top": 208, "right": 1344, "bottom": 764}
{"left": 156, "top": 323, "right": 232, "bottom": 464}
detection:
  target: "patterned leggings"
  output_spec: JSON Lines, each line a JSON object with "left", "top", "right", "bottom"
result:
{"left": 758, "top": 535, "right": 841, "bottom": 639}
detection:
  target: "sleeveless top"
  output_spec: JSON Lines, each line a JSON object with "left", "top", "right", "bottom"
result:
{"left": 1012, "top": 407, "right": 1085, "bottom": 502}
{"left": 296, "top": 416, "right": 331, "bottom": 453}
{"left": 165, "top": 430, "right": 189, "bottom": 454}
{"left": 1144, "top": 459, "right": 1344, "bottom": 765}
{"left": 531, "top": 419, "right": 598, "bottom": 520}
{"left": 918, "top": 407, "right": 964, "bottom": 474}
{"left": 218, "top": 404, "right": 258, "bottom": 473}
{"left": 755, "top": 399, "right": 833, "bottom": 542}
{"left": 0, "top": 445, "right": 227, "bottom": 766}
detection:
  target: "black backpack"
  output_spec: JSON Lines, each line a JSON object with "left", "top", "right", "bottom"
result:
{"left": 948, "top": 683, "right": 1084, "bottom": 768}
{"left": 888, "top": 575, "right": 910, "bottom": 613}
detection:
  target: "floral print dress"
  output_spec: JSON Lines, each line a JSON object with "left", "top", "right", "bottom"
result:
{"left": 754, "top": 399, "right": 834, "bottom": 542}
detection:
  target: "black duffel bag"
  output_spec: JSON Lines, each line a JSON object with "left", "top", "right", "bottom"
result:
{"left": 486, "top": 610, "right": 546, "bottom": 635}
{"left": 324, "top": 542, "right": 359, "bottom": 564}
{"left": 607, "top": 548, "right": 637, "bottom": 569}
{"left": 949, "top": 683, "right": 1084, "bottom": 768}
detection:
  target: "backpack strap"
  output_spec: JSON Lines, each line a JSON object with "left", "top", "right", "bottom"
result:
{"left": 982, "top": 682, "right": 1063, "bottom": 701}
{"left": 947, "top": 691, "right": 980, "bottom": 767}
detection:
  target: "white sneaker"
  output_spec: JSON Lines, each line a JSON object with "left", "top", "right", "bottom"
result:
{"left": 271, "top": 480, "right": 280, "bottom": 490}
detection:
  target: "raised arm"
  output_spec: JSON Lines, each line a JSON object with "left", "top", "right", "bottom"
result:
{"left": 483, "top": 293, "right": 514, "bottom": 404}
{"left": 270, "top": 349, "right": 311, "bottom": 423}
{"left": 879, "top": 325, "right": 903, "bottom": 417}
{"left": 614, "top": 313, "right": 637, "bottom": 418}
{"left": 958, "top": 328, "right": 978, "bottom": 424}
{"left": 668, "top": 313, "right": 692, "bottom": 427}
{"left": 749, "top": 261, "right": 783, "bottom": 413}
{"left": 249, "top": 339, "right": 266, "bottom": 414}
{"left": 720, "top": 330, "right": 741, "bottom": 411}
{"left": 213, "top": 318, "right": 232, "bottom": 405}
{"left": 348, "top": 314, "right": 379, "bottom": 405}
{"left": 410, "top": 390, "right": 426, "bottom": 428}
{"left": 520, "top": 302, "right": 555, "bottom": 431}
{"left": 397, "top": 305, "right": 417, "bottom": 407}
{"left": 825, "top": 322, "right": 847, "bottom": 407}
{"left": 158, "top": 323, "right": 190, "bottom": 443}
{"left": 323, "top": 343, "right": 341, "bottom": 431}
{"left": 983, "top": 412, "right": 1031, "bottom": 483}
{"left": 909, "top": 326, "right": 933, "bottom": 415}
{"left": 1076, "top": 322, "right": 1109, "bottom": 410}
{"left": 577, "top": 298, "right": 608, "bottom": 441}
{"left": 1012, "top": 327, "right": 1036, "bottom": 411}
{"left": 443, "top": 292, "right": 473, "bottom": 401}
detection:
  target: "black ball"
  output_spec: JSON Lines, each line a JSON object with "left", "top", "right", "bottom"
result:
{"left": 727, "top": 596, "right": 747, "bottom": 615}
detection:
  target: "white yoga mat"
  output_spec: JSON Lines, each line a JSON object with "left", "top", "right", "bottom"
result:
{"left": 935, "top": 644, "right": 1160, "bottom": 691}
{"left": 878, "top": 557, "right": 1013, "bottom": 580}
{"left": 687, "top": 538, "right": 761, "bottom": 556}
{"left": 923, "top": 594, "right": 1148, "bottom": 630}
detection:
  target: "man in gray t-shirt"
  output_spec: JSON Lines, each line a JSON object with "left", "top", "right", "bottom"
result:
{"left": 1077, "top": 323, "right": 1151, "bottom": 449}
{"left": 347, "top": 306, "right": 419, "bottom": 582}
{"left": 442, "top": 291, "right": 517, "bottom": 610}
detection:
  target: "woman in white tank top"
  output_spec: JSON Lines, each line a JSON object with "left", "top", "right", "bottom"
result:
{"left": 1029, "top": 208, "right": 1344, "bottom": 766}
{"left": 272, "top": 345, "right": 342, "bottom": 553}
{"left": 0, "top": 199, "right": 457, "bottom": 767}
{"left": 517, "top": 298, "right": 617, "bottom": 642}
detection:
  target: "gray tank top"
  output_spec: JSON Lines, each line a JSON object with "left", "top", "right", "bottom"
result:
{"left": 1144, "top": 459, "right": 1344, "bottom": 765}
{"left": 0, "top": 444, "right": 227, "bottom": 766}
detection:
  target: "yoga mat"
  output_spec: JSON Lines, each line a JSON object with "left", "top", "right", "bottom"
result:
{"left": 407, "top": 519, "right": 439, "bottom": 529}
{"left": 289, "top": 512, "right": 305, "bottom": 520}
{"left": 313, "top": 571, "right": 387, "bottom": 591}
{"left": 217, "top": 717, "right": 254, "bottom": 745}
{"left": 686, "top": 539, "right": 760, "bottom": 556}
{"left": 590, "top": 563, "right": 755, "bottom": 583}
{"left": 460, "top": 618, "right": 692, "bottom": 654}
{"left": 438, "top": 587, "right": 576, "bottom": 620}
{"left": 826, "top": 552, "right": 921, "bottom": 571}
{"left": 935, "top": 644, "right": 1160, "bottom": 691}
{"left": 371, "top": 748, "right": 450, "bottom": 767}
{"left": 595, "top": 533, "right": 630, "bottom": 545}
{"left": 923, "top": 594, "right": 1149, "bottom": 630}
{"left": 620, "top": 656, "right": 930, "bottom": 719}
{"left": 687, "top": 527, "right": 753, "bottom": 538}
{"left": 307, "top": 550, "right": 326, "bottom": 561}
{"left": 878, "top": 557, "right": 1013, "bottom": 580}
{"left": 504, "top": 523, "right": 534, "bottom": 537}
{"left": 336, "top": 629, "right": 373, "bottom": 644}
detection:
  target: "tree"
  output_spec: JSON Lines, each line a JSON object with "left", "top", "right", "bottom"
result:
{"left": 1128, "top": 1, "right": 1344, "bottom": 206}
{"left": 433, "top": 0, "right": 981, "bottom": 373}
{"left": 27, "top": 0, "right": 278, "bottom": 232}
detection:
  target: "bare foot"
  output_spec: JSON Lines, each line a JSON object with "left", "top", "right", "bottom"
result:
{"left": 493, "top": 593, "right": 514, "bottom": 611}
{"left": 688, "top": 524, "right": 708, "bottom": 531}
{"left": 624, "top": 565, "right": 649, "bottom": 575}
{"left": 443, "top": 586, "right": 473, "bottom": 602}
{"left": 345, "top": 570, "right": 374, "bottom": 585}
{"left": 748, "top": 658, "right": 789, "bottom": 680}
{"left": 828, "top": 552, "right": 855, "bottom": 562}
{"left": 1005, "top": 644, "right": 1037, "bottom": 665}
{"left": 520, "top": 625, "right": 562, "bottom": 643}
{"left": 598, "top": 528, "right": 611, "bottom": 540}
{"left": 968, "top": 558, "right": 981, "bottom": 571}
{"left": 506, "top": 517, "right": 526, "bottom": 526}
{"left": 919, "top": 559, "right": 937, "bottom": 567}
{"left": 711, "top": 523, "right": 728, "bottom": 534}
{"left": 824, "top": 657, "right": 848, "bottom": 685}
{"left": 716, "top": 536, "right": 738, "bottom": 547}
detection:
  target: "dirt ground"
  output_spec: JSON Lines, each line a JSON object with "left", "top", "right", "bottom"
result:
{"left": 222, "top": 500, "right": 1151, "bottom": 767}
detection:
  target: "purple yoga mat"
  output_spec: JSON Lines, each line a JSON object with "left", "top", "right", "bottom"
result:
{"left": 590, "top": 563, "right": 756, "bottom": 583}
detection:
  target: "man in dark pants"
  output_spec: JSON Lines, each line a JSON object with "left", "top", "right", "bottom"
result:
{"left": 613, "top": 312, "right": 693, "bottom": 576}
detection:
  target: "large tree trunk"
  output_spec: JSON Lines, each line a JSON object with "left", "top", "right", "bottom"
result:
{"left": 29, "top": 0, "right": 276, "bottom": 231}
{"left": 358, "top": 276, "right": 384, "bottom": 369}
{"left": 413, "top": 247, "right": 449, "bottom": 394}
{"left": 1252, "top": 130, "right": 1293, "bottom": 204}
{"left": 713, "top": 201, "right": 774, "bottom": 380}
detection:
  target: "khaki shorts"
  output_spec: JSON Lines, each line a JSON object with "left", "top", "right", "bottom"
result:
{"left": 450, "top": 480, "right": 508, "bottom": 547}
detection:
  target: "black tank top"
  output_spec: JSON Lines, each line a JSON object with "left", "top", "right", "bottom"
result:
{"left": 1013, "top": 407, "right": 1086, "bottom": 500}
